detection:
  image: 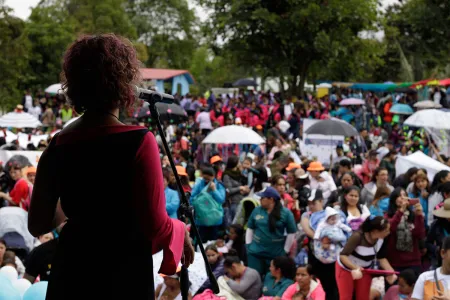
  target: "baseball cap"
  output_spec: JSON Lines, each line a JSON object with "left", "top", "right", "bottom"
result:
{"left": 175, "top": 165, "right": 187, "bottom": 177}
{"left": 308, "top": 189, "right": 323, "bottom": 202}
{"left": 286, "top": 162, "right": 301, "bottom": 171}
{"left": 210, "top": 155, "right": 222, "bottom": 164}
{"left": 26, "top": 166, "right": 37, "bottom": 175}
{"left": 257, "top": 187, "right": 280, "bottom": 201}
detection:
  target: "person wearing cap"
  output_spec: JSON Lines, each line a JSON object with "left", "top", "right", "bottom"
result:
{"left": 411, "top": 236, "right": 450, "bottom": 300}
{"left": 245, "top": 187, "right": 297, "bottom": 276}
{"left": 26, "top": 166, "right": 37, "bottom": 185}
{"left": 295, "top": 168, "right": 311, "bottom": 214}
{"left": 307, "top": 161, "right": 337, "bottom": 202}
{"left": 210, "top": 155, "right": 224, "bottom": 180}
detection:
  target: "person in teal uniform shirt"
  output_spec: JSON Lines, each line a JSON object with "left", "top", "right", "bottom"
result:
{"left": 163, "top": 170, "right": 180, "bottom": 219}
{"left": 262, "top": 256, "right": 296, "bottom": 297}
{"left": 246, "top": 187, "right": 297, "bottom": 276}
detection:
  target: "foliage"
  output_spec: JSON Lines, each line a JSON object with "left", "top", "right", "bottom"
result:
{"left": 25, "top": 1, "right": 77, "bottom": 88}
{"left": 127, "top": 0, "right": 198, "bottom": 69}
{"left": 199, "top": 0, "right": 379, "bottom": 96}
{"left": 0, "top": 2, "right": 31, "bottom": 112}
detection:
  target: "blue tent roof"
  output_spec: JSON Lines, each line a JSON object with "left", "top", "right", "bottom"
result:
{"left": 350, "top": 83, "right": 397, "bottom": 92}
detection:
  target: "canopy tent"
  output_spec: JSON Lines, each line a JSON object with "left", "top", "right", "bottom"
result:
{"left": 0, "top": 112, "right": 41, "bottom": 128}
{"left": 439, "top": 79, "right": 450, "bottom": 86}
{"left": 410, "top": 79, "right": 436, "bottom": 89}
{"left": 349, "top": 83, "right": 396, "bottom": 92}
{"left": 202, "top": 125, "right": 265, "bottom": 144}
{"left": 396, "top": 151, "right": 450, "bottom": 181}
{"left": 44, "top": 83, "right": 63, "bottom": 95}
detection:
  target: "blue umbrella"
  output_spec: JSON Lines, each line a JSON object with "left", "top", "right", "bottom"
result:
{"left": 390, "top": 103, "right": 414, "bottom": 115}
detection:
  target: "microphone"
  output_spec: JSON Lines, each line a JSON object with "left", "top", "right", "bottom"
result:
{"left": 134, "top": 86, "right": 174, "bottom": 104}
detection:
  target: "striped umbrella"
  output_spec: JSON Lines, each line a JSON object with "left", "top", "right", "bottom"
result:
{"left": 0, "top": 112, "right": 41, "bottom": 128}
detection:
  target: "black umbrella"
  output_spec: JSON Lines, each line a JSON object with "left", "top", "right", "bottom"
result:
{"left": 232, "top": 78, "right": 257, "bottom": 87}
{"left": 133, "top": 103, "right": 188, "bottom": 124}
{"left": 393, "top": 87, "right": 417, "bottom": 94}
{"left": 4, "top": 155, "right": 33, "bottom": 172}
{"left": 305, "top": 119, "right": 358, "bottom": 137}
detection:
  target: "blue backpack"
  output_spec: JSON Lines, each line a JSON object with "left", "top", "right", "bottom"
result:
{"left": 192, "top": 183, "right": 224, "bottom": 226}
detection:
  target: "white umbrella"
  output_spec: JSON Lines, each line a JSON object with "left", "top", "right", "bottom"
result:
{"left": 0, "top": 112, "right": 41, "bottom": 128}
{"left": 404, "top": 109, "right": 450, "bottom": 129}
{"left": 202, "top": 125, "right": 265, "bottom": 144}
{"left": 63, "top": 116, "right": 80, "bottom": 128}
{"left": 318, "top": 83, "right": 332, "bottom": 88}
{"left": 413, "top": 100, "right": 442, "bottom": 109}
{"left": 0, "top": 130, "right": 17, "bottom": 143}
{"left": 45, "top": 83, "right": 63, "bottom": 95}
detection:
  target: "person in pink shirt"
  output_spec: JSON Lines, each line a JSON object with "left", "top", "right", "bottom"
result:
{"left": 361, "top": 150, "right": 380, "bottom": 184}
{"left": 282, "top": 264, "right": 326, "bottom": 300}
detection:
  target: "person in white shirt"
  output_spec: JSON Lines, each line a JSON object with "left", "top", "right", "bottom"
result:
{"left": 28, "top": 100, "right": 42, "bottom": 120}
{"left": 412, "top": 236, "right": 450, "bottom": 300}
{"left": 307, "top": 161, "right": 337, "bottom": 202}
{"left": 196, "top": 108, "right": 213, "bottom": 135}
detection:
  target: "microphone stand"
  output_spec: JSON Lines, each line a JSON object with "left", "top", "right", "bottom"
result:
{"left": 147, "top": 99, "right": 220, "bottom": 300}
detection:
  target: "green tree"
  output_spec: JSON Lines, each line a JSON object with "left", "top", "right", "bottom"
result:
{"left": 25, "top": 1, "right": 77, "bottom": 88}
{"left": 127, "top": 0, "right": 198, "bottom": 69}
{"left": 67, "top": 0, "right": 137, "bottom": 38}
{"left": 199, "top": 0, "right": 379, "bottom": 96}
{"left": 0, "top": 1, "right": 31, "bottom": 111}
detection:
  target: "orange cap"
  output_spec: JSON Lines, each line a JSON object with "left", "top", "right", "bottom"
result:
{"left": 256, "top": 125, "right": 263, "bottom": 130}
{"left": 26, "top": 166, "right": 37, "bottom": 175}
{"left": 307, "top": 161, "right": 325, "bottom": 171}
{"left": 176, "top": 165, "right": 187, "bottom": 177}
{"left": 210, "top": 155, "right": 222, "bottom": 164}
{"left": 286, "top": 162, "right": 301, "bottom": 171}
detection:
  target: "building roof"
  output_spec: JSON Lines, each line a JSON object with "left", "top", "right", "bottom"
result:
{"left": 140, "top": 68, "right": 195, "bottom": 84}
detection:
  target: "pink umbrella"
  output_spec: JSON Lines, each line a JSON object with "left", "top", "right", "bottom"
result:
{"left": 339, "top": 98, "right": 365, "bottom": 106}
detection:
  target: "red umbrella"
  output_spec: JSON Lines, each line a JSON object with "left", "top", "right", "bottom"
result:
{"left": 410, "top": 78, "right": 435, "bottom": 89}
{"left": 440, "top": 78, "right": 450, "bottom": 86}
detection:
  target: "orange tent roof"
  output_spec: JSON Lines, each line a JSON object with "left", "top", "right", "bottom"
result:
{"left": 140, "top": 68, "right": 195, "bottom": 83}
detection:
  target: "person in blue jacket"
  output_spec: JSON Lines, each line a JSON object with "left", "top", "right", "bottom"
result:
{"left": 190, "top": 166, "right": 226, "bottom": 242}
{"left": 163, "top": 169, "right": 180, "bottom": 219}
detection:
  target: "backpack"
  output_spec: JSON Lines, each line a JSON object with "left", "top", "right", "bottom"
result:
{"left": 192, "top": 183, "right": 224, "bottom": 226}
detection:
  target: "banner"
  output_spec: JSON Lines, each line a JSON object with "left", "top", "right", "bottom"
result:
{"left": 300, "top": 119, "right": 344, "bottom": 165}
{"left": 0, "top": 151, "right": 43, "bottom": 167}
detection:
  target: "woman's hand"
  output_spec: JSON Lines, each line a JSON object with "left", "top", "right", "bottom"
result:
{"left": 182, "top": 229, "right": 195, "bottom": 268}
{"left": 414, "top": 203, "right": 424, "bottom": 216}
{"left": 386, "top": 274, "right": 398, "bottom": 285}
{"left": 209, "top": 182, "right": 216, "bottom": 191}
{"left": 351, "top": 268, "right": 363, "bottom": 280}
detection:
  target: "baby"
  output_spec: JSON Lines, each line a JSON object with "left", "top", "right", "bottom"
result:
{"left": 314, "top": 207, "right": 352, "bottom": 249}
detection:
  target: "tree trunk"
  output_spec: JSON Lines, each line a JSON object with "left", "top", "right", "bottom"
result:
{"left": 297, "top": 62, "right": 310, "bottom": 99}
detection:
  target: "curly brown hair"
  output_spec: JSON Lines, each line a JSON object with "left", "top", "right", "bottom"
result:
{"left": 61, "top": 34, "right": 141, "bottom": 113}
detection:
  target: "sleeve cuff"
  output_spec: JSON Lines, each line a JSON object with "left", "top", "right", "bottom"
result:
{"left": 158, "top": 219, "right": 186, "bottom": 275}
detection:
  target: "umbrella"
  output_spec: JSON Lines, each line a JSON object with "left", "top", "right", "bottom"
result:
{"left": 134, "top": 103, "right": 188, "bottom": 124}
{"left": 317, "top": 83, "right": 332, "bottom": 88}
{"left": 404, "top": 109, "right": 450, "bottom": 130}
{"left": 4, "top": 155, "right": 33, "bottom": 172}
{"left": 413, "top": 100, "right": 442, "bottom": 109}
{"left": 232, "top": 78, "right": 257, "bottom": 87}
{"left": 44, "top": 83, "right": 63, "bottom": 95}
{"left": 440, "top": 79, "right": 450, "bottom": 86}
{"left": 393, "top": 87, "right": 417, "bottom": 94}
{"left": 0, "top": 112, "right": 41, "bottom": 128}
{"left": 389, "top": 104, "right": 414, "bottom": 115}
{"left": 339, "top": 98, "right": 365, "bottom": 106}
{"left": 426, "top": 80, "right": 440, "bottom": 86}
{"left": 305, "top": 119, "right": 358, "bottom": 137}
{"left": 0, "top": 130, "right": 17, "bottom": 143}
{"left": 202, "top": 125, "right": 265, "bottom": 144}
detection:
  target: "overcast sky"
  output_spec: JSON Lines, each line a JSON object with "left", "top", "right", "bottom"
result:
{"left": 6, "top": 0, "right": 401, "bottom": 21}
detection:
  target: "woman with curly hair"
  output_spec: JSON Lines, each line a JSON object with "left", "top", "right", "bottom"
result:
{"left": 28, "top": 34, "right": 194, "bottom": 299}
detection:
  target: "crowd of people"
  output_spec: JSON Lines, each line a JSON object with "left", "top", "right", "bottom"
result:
{"left": 3, "top": 38, "right": 450, "bottom": 300}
